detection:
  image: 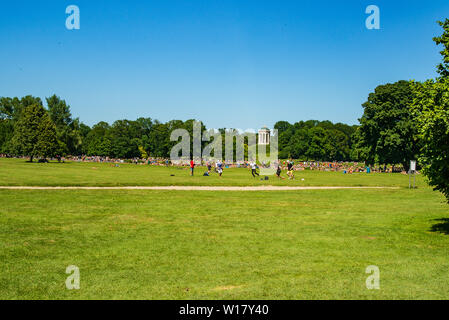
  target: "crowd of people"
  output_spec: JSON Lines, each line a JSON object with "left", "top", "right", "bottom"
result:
{"left": 0, "top": 153, "right": 410, "bottom": 178}
{"left": 276, "top": 160, "right": 407, "bottom": 174}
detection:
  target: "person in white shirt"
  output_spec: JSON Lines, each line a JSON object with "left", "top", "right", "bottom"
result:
{"left": 216, "top": 160, "right": 223, "bottom": 177}
{"left": 250, "top": 161, "right": 259, "bottom": 178}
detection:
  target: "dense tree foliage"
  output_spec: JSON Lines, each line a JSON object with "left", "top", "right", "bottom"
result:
{"left": 0, "top": 96, "right": 43, "bottom": 153}
{"left": 412, "top": 79, "right": 449, "bottom": 202}
{"left": 46, "top": 95, "right": 84, "bottom": 155}
{"left": 1, "top": 95, "right": 359, "bottom": 161}
{"left": 408, "top": 20, "right": 449, "bottom": 203}
{"left": 11, "top": 103, "right": 58, "bottom": 161}
{"left": 352, "top": 80, "right": 420, "bottom": 171}
{"left": 274, "top": 120, "right": 356, "bottom": 161}
{"left": 0, "top": 95, "right": 88, "bottom": 158}
{"left": 0, "top": 119, "right": 14, "bottom": 153}
{"left": 433, "top": 19, "right": 449, "bottom": 79}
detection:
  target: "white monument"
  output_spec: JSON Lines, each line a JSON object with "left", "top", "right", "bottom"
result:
{"left": 258, "top": 127, "right": 270, "bottom": 145}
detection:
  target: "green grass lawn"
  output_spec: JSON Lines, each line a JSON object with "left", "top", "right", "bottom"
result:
{"left": 0, "top": 158, "right": 424, "bottom": 187}
{"left": 1, "top": 158, "right": 448, "bottom": 299}
{"left": 1, "top": 188, "right": 449, "bottom": 299}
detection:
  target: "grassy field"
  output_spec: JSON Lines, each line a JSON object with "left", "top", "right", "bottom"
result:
{"left": 0, "top": 158, "right": 423, "bottom": 187}
{"left": 1, "top": 158, "right": 448, "bottom": 299}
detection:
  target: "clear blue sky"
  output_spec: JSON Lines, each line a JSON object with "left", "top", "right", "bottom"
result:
{"left": 0, "top": 0, "right": 448, "bottom": 129}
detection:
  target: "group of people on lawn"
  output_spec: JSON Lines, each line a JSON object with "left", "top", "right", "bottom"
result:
{"left": 189, "top": 158, "right": 296, "bottom": 180}
{"left": 190, "top": 159, "right": 224, "bottom": 177}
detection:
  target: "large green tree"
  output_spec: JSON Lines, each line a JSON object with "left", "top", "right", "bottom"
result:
{"left": 274, "top": 121, "right": 294, "bottom": 158}
{"left": 409, "top": 20, "right": 449, "bottom": 202}
{"left": 433, "top": 19, "right": 449, "bottom": 79}
{"left": 274, "top": 120, "right": 356, "bottom": 161}
{"left": 0, "top": 119, "right": 14, "bottom": 153}
{"left": 353, "top": 80, "right": 420, "bottom": 170}
{"left": 84, "top": 122, "right": 113, "bottom": 156}
{"left": 11, "top": 104, "right": 58, "bottom": 161}
{"left": 46, "top": 95, "right": 87, "bottom": 155}
{"left": 412, "top": 78, "right": 449, "bottom": 202}
{"left": 0, "top": 96, "right": 43, "bottom": 153}
{"left": 108, "top": 120, "right": 142, "bottom": 158}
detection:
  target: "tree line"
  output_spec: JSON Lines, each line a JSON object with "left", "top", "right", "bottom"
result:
{"left": 274, "top": 120, "right": 357, "bottom": 161}
{"left": 0, "top": 98, "right": 210, "bottom": 160}
{"left": 0, "top": 95, "right": 359, "bottom": 161}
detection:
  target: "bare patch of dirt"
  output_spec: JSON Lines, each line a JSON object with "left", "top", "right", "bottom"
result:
{"left": 212, "top": 285, "right": 245, "bottom": 291}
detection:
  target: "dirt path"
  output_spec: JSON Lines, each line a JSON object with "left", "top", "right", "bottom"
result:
{"left": 0, "top": 186, "right": 400, "bottom": 191}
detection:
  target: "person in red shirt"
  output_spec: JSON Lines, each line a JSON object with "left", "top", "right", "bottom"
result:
{"left": 190, "top": 159, "right": 195, "bottom": 176}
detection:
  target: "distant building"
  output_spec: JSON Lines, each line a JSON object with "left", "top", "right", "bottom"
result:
{"left": 258, "top": 127, "right": 270, "bottom": 145}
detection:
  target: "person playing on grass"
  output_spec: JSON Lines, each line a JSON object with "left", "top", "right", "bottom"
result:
{"left": 250, "top": 161, "right": 259, "bottom": 178}
{"left": 287, "top": 159, "right": 294, "bottom": 180}
{"left": 276, "top": 164, "right": 285, "bottom": 179}
{"left": 207, "top": 162, "right": 212, "bottom": 174}
{"left": 216, "top": 160, "right": 223, "bottom": 177}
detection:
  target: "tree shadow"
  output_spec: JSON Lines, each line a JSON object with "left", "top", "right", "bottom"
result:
{"left": 430, "top": 218, "right": 449, "bottom": 235}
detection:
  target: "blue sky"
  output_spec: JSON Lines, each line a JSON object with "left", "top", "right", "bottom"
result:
{"left": 0, "top": 0, "right": 448, "bottom": 129}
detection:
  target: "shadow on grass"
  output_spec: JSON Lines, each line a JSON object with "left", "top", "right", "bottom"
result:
{"left": 430, "top": 218, "right": 449, "bottom": 235}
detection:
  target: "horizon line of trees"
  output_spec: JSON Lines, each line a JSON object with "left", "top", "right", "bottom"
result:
{"left": 0, "top": 95, "right": 360, "bottom": 161}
